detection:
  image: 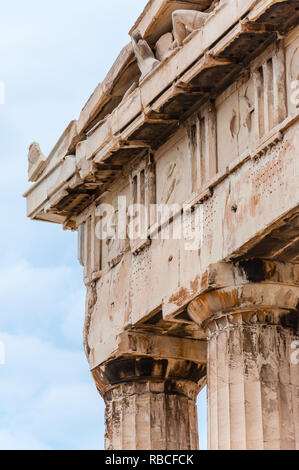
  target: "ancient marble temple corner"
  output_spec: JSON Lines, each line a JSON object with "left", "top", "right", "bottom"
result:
{"left": 24, "top": 0, "right": 299, "bottom": 451}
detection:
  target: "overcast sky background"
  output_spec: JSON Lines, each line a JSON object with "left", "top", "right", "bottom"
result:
{"left": 0, "top": 0, "right": 207, "bottom": 450}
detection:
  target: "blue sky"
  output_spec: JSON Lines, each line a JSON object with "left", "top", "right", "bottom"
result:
{"left": 0, "top": 0, "right": 207, "bottom": 450}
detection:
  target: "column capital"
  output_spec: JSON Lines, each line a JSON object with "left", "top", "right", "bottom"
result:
{"left": 91, "top": 331, "right": 207, "bottom": 450}
{"left": 188, "top": 259, "right": 299, "bottom": 331}
{"left": 91, "top": 330, "right": 207, "bottom": 397}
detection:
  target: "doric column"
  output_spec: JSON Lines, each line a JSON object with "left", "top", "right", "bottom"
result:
{"left": 188, "top": 260, "right": 299, "bottom": 450}
{"left": 91, "top": 331, "right": 207, "bottom": 450}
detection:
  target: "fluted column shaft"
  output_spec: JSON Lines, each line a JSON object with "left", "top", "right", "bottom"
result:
{"left": 207, "top": 313, "right": 299, "bottom": 450}
{"left": 188, "top": 260, "right": 299, "bottom": 450}
{"left": 104, "top": 379, "right": 199, "bottom": 450}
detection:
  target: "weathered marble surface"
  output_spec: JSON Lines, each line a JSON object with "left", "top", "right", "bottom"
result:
{"left": 24, "top": 0, "right": 299, "bottom": 450}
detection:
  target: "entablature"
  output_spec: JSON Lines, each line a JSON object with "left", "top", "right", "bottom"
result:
{"left": 24, "top": 0, "right": 299, "bottom": 230}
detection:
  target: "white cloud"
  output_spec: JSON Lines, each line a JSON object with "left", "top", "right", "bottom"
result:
{"left": 0, "top": 429, "right": 49, "bottom": 451}
{"left": 0, "top": 259, "right": 84, "bottom": 345}
{"left": 31, "top": 384, "right": 105, "bottom": 447}
{"left": 60, "top": 288, "right": 86, "bottom": 346}
{"left": 0, "top": 332, "right": 104, "bottom": 450}
{"left": 0, "top": 260, "right": 71, "bottom": 298}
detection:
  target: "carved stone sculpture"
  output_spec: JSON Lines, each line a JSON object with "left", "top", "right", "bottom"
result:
{"left": 172, "top": 10, "right": 210, "bottom": 47}
{"left": 155, "top": 32, "right": 174, "bottom": 61}
{"left": 131, "top": 29, "right": 160, "bottom": 81}
{"left": 28, "top": 142, "right": 46, "bottom": 182}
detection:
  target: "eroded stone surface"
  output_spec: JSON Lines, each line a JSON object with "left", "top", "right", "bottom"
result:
{"left": 188, "top": 261, "right": 299, "bottom": 450}
{"left": 132, "top": 29, "right": 160, "bottom": 81}
{"left": 93, "top": 351, "right": 206, "bottom": 450}
{"left": 207, "top": 313, "right": 299, "bottom": 450}
{"left": 24, "top": 0, "right": 299, "bottom": 450}
{"left": 28, "top": 142, "right": 46, "bottom": 182}
{"left": 172, "top": 10, "right": 210, "bottom": 47}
